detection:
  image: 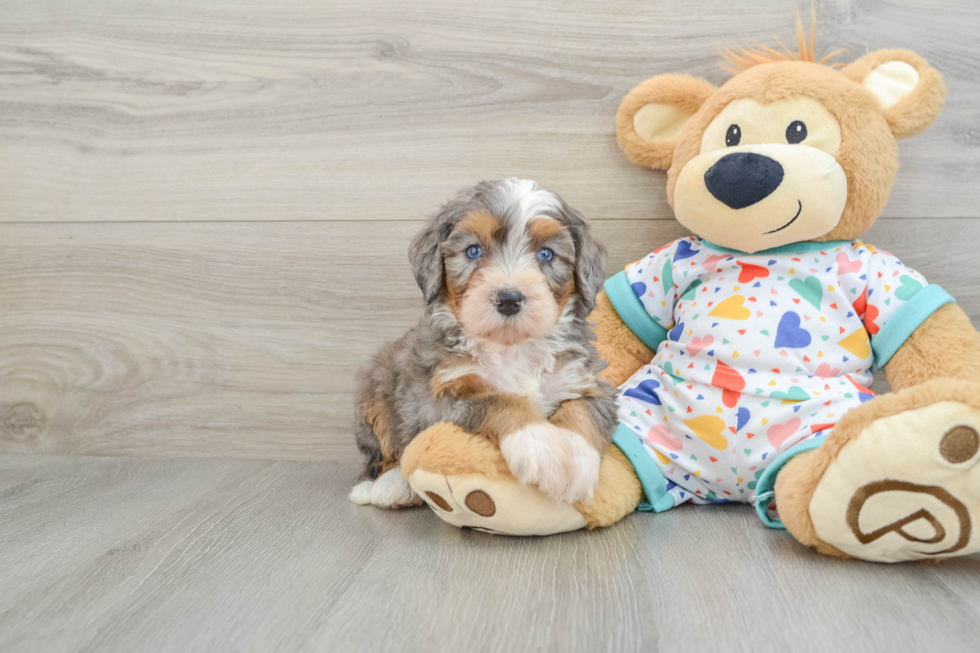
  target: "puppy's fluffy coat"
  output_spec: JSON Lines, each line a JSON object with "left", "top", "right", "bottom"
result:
{"left": 351, "top": 179, "right": 617, "bottom": 509}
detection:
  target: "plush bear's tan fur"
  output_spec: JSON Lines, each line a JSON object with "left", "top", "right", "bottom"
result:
{"left": 402, "top": 16, "right": 980, "bottom": 561}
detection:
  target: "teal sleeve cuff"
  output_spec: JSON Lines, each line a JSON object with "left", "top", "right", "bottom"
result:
{"left": 872, "top": 285, "right": 955, "bottom": 368}
{"left": 754, "top": 435, "right": 828, "bottom": 529}
{"left": 603, "top": 271, "right": 668, "bottom": 352}
{"left": 612, "top": 424, "right": 673, "bottom": 513}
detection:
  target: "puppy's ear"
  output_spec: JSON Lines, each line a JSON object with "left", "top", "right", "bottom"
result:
{"left": 841, "top": 49, "right": 946, "bottom": 140}
{"left": 617, "top": 74, "right": 716, "bottom": 170}
{"left": 561, "top": 201, "right": 606, "bottom": 313}
{"left": 408, "top": 220, "right": 445, "bottom": 304}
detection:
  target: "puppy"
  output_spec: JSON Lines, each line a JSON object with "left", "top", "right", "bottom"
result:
{"left": 349, "top": 179, "right": 617, "bottom": 510}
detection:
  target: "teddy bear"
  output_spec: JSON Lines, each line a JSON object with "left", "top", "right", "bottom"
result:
{"left": 401, "top": 16, "right": 980, "bottom": 562}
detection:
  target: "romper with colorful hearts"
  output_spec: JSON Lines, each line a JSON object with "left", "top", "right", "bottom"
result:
{"left": 603, "top": 237, "right": 955, "bottom": 523}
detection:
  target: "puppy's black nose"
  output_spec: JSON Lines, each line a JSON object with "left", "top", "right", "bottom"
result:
{"left": 495, "top": 290, "right": 524, "bottom": 316}
{"left": 704, "top": 152, "right": 784, "bottom": 209}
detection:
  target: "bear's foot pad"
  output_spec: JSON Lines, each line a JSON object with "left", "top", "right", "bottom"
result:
{"left": 811, "top": 401, "right": 980, "bottom": 562}
{"left": 408, "top": 469, "right": 587, "bottom": 536}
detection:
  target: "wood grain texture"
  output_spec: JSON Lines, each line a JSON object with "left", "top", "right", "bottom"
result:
{"left": 0, "top": 455, "right": 978, "bottom": 653}
{"left": 0, "top": 219, "right": 679, "bottom": 461}
{"left": 0, "top": 0, "right": 978, "bottom": 462}
{"left": 1, "top": 0, "right": 979, "bottom": 223}
{"left": 1, "top": 218, "right": 976, "bottom": 461}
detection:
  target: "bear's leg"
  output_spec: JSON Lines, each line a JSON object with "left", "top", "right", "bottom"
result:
{"left": 771, "top": 378, "right": 980, "bottom": 562}
{"left": 401, "top": 422, "right": 642, "bottom": 535}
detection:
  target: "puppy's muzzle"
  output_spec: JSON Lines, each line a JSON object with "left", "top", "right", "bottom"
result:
{"left": 495, "top": 290, "right": 524, "bottom": 316}
{"left": 704, "top": 152, "right": 785, "bottom": 209}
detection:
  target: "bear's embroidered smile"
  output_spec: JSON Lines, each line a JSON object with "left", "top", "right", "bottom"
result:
{"left": 670, "top": 95, "right": 849, "bottom": 251}
{"left": 764, "top": 200, "right": 803, "bottom": 234}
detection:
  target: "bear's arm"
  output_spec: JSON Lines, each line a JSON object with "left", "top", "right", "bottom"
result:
{"left": 590, "top": 290, "right": 654, "bottom": 387}
{"left": 884, "top": 303, "right": 980, "bottom": 390}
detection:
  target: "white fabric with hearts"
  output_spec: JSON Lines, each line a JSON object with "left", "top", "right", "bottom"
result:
{"left": 616, "top": 364, "right": 868, "bottom": 505}
{"left": 610, "top": 236, "right": 951, "bottom": 507}
{"left": 621, "top": 236, "right": 932, "bottom": 400}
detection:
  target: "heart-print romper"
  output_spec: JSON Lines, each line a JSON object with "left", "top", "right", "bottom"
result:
{"left": 604, "top": 237, "right": 954, "bottom": 526}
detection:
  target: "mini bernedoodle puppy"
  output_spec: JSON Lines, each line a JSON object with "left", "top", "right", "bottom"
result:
{"left": 349, "top": 179, "right": 618, "bottom": 510}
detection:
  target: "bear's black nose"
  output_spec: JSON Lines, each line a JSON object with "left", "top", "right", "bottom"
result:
{"left": 704, "top": 152, "right": 784, "bottom": 209}
{"left": 495, "top": 290, "right": 524, "bottom": 316}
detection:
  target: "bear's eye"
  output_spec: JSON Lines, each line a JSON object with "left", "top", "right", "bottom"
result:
{"left": 465, "top": 245, "right": 483, "bottom": 259}
{"left": 725, "top": 124, "right": 741, "bottom": 147}
{"left": 786, "top": 120, "right": 807, "bottom": 144}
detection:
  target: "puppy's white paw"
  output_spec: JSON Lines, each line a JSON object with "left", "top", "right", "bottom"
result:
{"left": 566, "top": 431, "right": 602, "bottom": 504}
{"left": 349, "top": 480, "right": 374, "bottom": 505}
{"left": 370, "top": 467, "right": 424, "bottom": 509}
{"left": 500, "top": 423, "right": 601, "bottom": 505}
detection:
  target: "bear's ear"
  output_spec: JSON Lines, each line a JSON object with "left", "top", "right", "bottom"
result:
{"left": 616, "top": 74, "right": 716, "bottom": 170}
{"left": 842, "top": 49, "right": 946, "bottom": 140}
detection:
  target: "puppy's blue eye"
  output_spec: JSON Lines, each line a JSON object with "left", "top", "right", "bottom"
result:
{"left": 538, "top": 248, "right": 554, "bottom": 263}
{"left": 466, "top": 245, "right": 482, "bottom": 259}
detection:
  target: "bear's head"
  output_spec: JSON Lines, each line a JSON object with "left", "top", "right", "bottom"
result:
{"left": 616, "top": 15, "right": 946, "bottom": 253}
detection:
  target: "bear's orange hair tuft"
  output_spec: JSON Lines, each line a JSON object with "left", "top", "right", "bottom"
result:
{"left": 719, "top": 6, "right": 847, "bottom": 74}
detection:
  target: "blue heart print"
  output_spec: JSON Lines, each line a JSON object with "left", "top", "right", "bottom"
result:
{"left": 737, "top": 407, "right": 750, "bottom": 431}
{"left": 774, "top": 311, "right": 811, "bottom": 349}
{"left": 669, "top": 321, "right": 684, "bottom": 342}
{"left": 674, "top": 240, "right": 699, "bottom": 262}
{"left": 631, "top": 281, "right": 647, "bottom": 297}
{"left": 623, "top": 379, "right": 662, "bottom": 405}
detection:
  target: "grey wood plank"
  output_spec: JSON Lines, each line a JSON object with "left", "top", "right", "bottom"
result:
{"left": 0, "top": 457, "right": 277, "bottom": 616}
{"left": 1, "top": 0, "right": 978, "bottom": 223}
{"left": 0, "top": 454, "right": 977, "bottom": 653}
{"left": 1, "top": 218, "right": 976, "bottom": 460}
{"left": 0, "top": 219, "right": 685, "bottom": 462}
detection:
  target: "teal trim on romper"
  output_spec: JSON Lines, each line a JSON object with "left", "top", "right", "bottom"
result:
{"left": 604, "top": 271, "right": 671, "bottom": 512}
{"left": 612, "top": 424, "right": 675, "bottom": 513}
{"left": 603, "top": 271, "right": 668, "bottom": 352}
{"left": 872, "top": 284, "right": 954, "bottom": 368}
{"left": 700, "top": 239, "right": 853, "bottom": 256}
{"left": 753, "top": 435, "right": 828, "bottom": 529}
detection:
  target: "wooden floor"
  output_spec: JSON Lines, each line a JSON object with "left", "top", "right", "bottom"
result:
{"left": 1, "top": 454, "right": 979, "bottom": 653}
{"left": 2, "top": 0, "right": 980, "bottom": 650}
